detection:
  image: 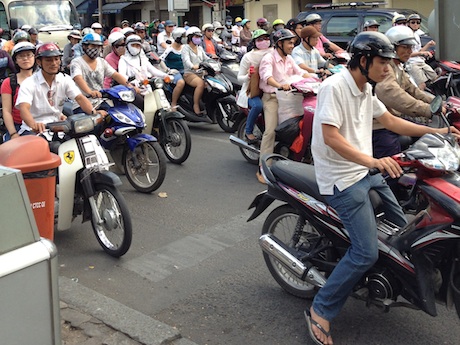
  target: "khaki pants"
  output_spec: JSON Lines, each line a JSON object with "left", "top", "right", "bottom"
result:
{"left": 259, "top": 93, "right": 279, "bottom": 165}
{"left": 408, "top": 61, "right": 437, "bottom": 86}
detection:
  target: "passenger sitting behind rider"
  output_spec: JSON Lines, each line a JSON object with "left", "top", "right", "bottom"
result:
{"left": 17, "top": 43, "right": 104, "bottom": 134}
{"left": 308, "top": 31, "right": 459, "bottom": 345}
{"left": 181, "top": 26, "right": 208, "bottom": 116}
{"left": 160, "top": 27, "right": 187, "bottom": 109}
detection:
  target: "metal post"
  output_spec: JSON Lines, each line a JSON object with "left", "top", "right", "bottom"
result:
{"left": 98, "top": 0, "right": 103, "bottom": 24}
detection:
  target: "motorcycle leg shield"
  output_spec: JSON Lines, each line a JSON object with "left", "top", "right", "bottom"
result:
{"left": 126, "top": 134, "right": 158, "bottom": 151}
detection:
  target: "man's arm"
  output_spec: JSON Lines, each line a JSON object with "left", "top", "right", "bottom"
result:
{"left": 73, "top": 75, "right": 101, "bottom": 98}
{"left": 322, "top": 123, "right": 402, "bottom": 178}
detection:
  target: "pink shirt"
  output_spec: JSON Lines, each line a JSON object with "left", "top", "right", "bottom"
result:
{"left": 104, "top": 52, "right": 120, "bottom": 88}
{"left": 315, "top": 35, "right": 330, "bottom": 54}
{"left": 259, "top": 49, "right": 305, "bottom": 94}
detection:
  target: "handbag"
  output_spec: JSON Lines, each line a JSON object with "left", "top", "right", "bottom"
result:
{"left": 275, "top": 115, "right": 302, "bottom": 146}
{"left": 247, "top": 67, "right": 262, "bottom": 98}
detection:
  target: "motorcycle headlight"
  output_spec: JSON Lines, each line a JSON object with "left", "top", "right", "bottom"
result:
{"left": 118, "top": 89, "right": 136, "bottom": 102}
{"left": 419, "top": 140, "right": 460, "bottom": 171}
{"left": 71, "top": 116, "right": 94, "bottom": 133}
{"left": 207, "top": 78, "right": 227, "bottom": 93}
{"left": 111, "top": 109, "right": 137, "bottom": 126}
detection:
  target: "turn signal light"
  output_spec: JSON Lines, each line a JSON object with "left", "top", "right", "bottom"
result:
{"left": 104, "top": 128, "right": 114, "bottom": 138}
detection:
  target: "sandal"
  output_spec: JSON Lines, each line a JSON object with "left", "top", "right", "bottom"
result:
{"left": 245, "top": 133, "right": 259, "bottom": 145}
{"left": 304, "top": 309, "right": 331, "bottom": 345}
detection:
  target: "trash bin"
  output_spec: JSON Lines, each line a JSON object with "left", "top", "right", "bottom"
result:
{"left": 0, "top": 136, "right": 61, "bottom": 240}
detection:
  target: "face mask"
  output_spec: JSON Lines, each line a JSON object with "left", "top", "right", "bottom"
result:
{"left": 274, "top": 25, "right": 284, "bottom": 31}
{"left": 236, "top": 22, "right": 242, "bottom": 27}
{"left": 225, "top": 21, "right": 232, "bottom": 26}
{"left": 128, "top": 46, "right": 141, "bottom": 56}
{"left": 192, "top": 37, "right": 202, "bottom": 45}
{"left": 216, "top": 29, "right": 223, "bottom": 35}
{"left": 181, "top": 37, "right": 187, "bottom": 45}
{"left": 85, "top": 47, "right": 100, "bottom": 59}
{"left": 255, "top": 40, "right": 271, "bottom": 50}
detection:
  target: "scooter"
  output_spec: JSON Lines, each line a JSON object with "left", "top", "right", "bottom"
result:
{"left": 45, "top": 114, "right": 132, "bottom": 257}
{"left": 141, "top": 76, "right": 192, "bottom": 164}
{"left": 219, "top": 49, "right": 242, "bottom": 94}
{"left": 426, "top": 60, "right": 460, "bottom": 98}
{"left": 163, "top": 59, "right": 240, "bottom": 133}
{"left": 248, "top": 110, "right": 460, "bottom": 323}
{"left": 95, "top": 85, "right": 167, "bottom": 193}
{"left": 229, "top": 78, "right": 319, "bottom": 165}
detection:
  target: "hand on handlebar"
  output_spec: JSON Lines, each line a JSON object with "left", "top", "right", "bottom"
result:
{"left": 280, "top": 84, "right": 291, "bottom": 91}
{"left": 89, "top": 90, "right": 102, "bottom": 98}
{"left": 371, "top": 157, "right": 402, "bottom": 179}
{"left": 32, "top": 122, "right": 46, "bottom": 134}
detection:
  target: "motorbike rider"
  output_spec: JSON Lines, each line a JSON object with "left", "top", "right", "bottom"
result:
{"left": 27, "top": 27, "right": 42, "bottom": 46}
{"left": 70, "top": 33, "right": 133, "bottom": 100}
{"left": 374, "top": 25, "right": 437, "bottom": 158}
{"left": 157, "top": 20, "right": 176, "bottom": 55}
{"left": 256, "top": 18, "right": 269, "bottom": 31}
{"left": 221, "top": 15, "right": 234, "bottom": 47}
{"left": 201, "top": 23, "right": 224, "bottom": 59}
{"left": 16, "top": 42, "right": 103, "bottom": 134}
{"left": 268, "top": 19, "right": 285, "bottom": 42}
{"left": 133, "top": 22, "right": 153, "bottom": 53}
{"left": 292, "top": 26, "right": 332, "bottom": 78}
{"left": 104, "top": 31, "right": 126, "bottom": 88}
{"left": 285, "top": 18, "right": 306, "bottom": 46}
{"left": 159, "top": 27, "right": 186, "bottom": 109}
{"left": 239, "top": 19, "right": 252, "bottom": 50}
{"left": 363, "top": 19, "right": 380, "bottom": 32}
{"left": 1, "top": 42, "right": 35, "bottom": 141}
{"left": 236, "top": 29, "right": 272, "bottom": 143}
{"left": 212, "top": 21, "right": 225, "bottom": 45}
{"left": 62, "top": 30, "right": 82, "bottom": 72}
{"left": 3, "top": 30, "right": 30, "bottom": 53}
{"left": 305, "top": 13, "right": 343, "bottom": 60}
{"left": 309, "top": 31, "right": 459, "bottom": 345}
{"left": 257, "top": 28, "right": 312, "bottom": 184}
{"left": 231, "top": 17, "right": 243, "bottom": 46}
{"left": 407, "top": 13, "right": 425, "bottom": 35}
{"left": 406, "top": 13, "right": 437, "bottom": 90}
{"left": 181, "top": 26, "right": 207, "bottom": 116}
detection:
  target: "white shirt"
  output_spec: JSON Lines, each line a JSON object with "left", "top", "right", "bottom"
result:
{"left": 157, "top": 31, "right": 173, "bottom": 55}
{"left": 408, "top": 32, "right": 424, "bottom": 64}
{"left": 311, "top": 68, "right": 386, "bottom": 195}
{"left": 118, "top": 52, "right": 167, "bottom": 80}
{"left": 16, "top": 71, "right": 81, "bottom": 133}
{"left": 231, "top": 25, "right": 241, "bottom": 45}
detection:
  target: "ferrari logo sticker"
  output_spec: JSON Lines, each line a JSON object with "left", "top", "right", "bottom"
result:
{"left": 64, "top": 151, "right": 75, "bottom": 164}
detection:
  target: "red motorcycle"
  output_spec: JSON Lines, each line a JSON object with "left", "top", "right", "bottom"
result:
{"left": 229, "top": 78, "right": 319, "bottom": 164}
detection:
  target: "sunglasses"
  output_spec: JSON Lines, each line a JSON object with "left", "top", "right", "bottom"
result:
{"left": 410, "top": 20, "right": 421, "bottom": 24}
{"left": 395, "top": 21, "right": 407, "bottom": 25}
{"left": 115, "top": 43, "right": 125, "bottom": 48}
{"left": 47, "top": 89, "right": 55, "bottom": 106}
{"left": 206, "top": 28, "right": 214, "bottom": 32}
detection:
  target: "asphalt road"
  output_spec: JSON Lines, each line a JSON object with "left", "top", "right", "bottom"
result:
{"left": 56, "top": 122, "right": 460, "bottom": 345}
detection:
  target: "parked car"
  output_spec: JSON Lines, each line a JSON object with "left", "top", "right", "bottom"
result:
{"left": 297, "top": 2, "right": 433, "bottom": 49}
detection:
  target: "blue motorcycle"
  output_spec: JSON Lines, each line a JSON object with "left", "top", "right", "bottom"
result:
{"left": 96, "top": 85, "right": 167, "bottom": 193}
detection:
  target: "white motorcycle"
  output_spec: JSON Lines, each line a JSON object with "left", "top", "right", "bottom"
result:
{"left": 45, "top": 113, "right": 132, "bottom": 257}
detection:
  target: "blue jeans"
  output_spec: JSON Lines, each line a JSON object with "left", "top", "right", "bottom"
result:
{"left": 245, "top": 96, "right": 263, "bottom": 135}
{"left": 312, "top": 173, "right": 407, "bottom": 321}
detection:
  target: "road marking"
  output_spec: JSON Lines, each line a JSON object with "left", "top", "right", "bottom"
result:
{"left": 192, "top": 134, "right": 231, "bottom": 144}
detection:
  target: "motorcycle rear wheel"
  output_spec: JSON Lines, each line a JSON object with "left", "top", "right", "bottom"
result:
{"left": 91, "top": 184, "right": 132, "bottom": 257}
{"left": 123, "top": 141, "right": 167, "bottom": 193}
{"left": 161, "top": 118, "right": 192, "bottom": 164}
{"left": 216, "top": 99, "right": 240, "bottom": 133}
{"left": 262, "top": 204, "right": 329, "bottom": 298}
{"left": 236, "top": 118, "right": 261, "bottom": 165}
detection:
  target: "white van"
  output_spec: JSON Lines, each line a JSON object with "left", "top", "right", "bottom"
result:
{"left": 0, "top": 0, "right": 80, "bottom": 48}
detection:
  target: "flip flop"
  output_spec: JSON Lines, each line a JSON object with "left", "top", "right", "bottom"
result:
{"left": 304, "top": 309, "right": 331, "bottom": 345}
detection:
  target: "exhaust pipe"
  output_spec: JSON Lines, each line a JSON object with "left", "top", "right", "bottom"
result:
{"left": 229, "top": 135, "right": 260, "bottom": 154}
{"left": 259, "top": 234, "right": 327, "bottom": 288}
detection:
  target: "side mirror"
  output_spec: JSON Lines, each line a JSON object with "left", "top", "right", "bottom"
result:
{"left": 430, "top": 95, "right": 443, "bottom": 115}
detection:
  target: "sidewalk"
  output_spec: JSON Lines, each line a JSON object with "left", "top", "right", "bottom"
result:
{"left": 59, "top": 277, "right": 198, "bottom": 345}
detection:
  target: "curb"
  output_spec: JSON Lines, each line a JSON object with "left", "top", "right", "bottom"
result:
{"left": 59, "top": 276, "right": 195, "bottom": 345}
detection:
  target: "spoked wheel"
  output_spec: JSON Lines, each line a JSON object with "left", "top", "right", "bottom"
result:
{"left": 236, "top": 118, "right": 261, "bottom": 165}
{"left": 216, "top": 98, "right": 240, "bottom": 133}
{"left": 161, "top": 118, "right": 192, "bottom": 164}
{"left": 123, "top": 141, "right": 166, "bottom": 193}
{"left": 90, "top": 184, "right": 132, "bottom": 257}
{"left": 262, "top": 204, "right": 331, "bottom": 298}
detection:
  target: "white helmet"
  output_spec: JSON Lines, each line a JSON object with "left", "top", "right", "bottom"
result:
{"left": 126, "top": 34, "right": 142, "bottom": 56}
{"left": 91, "top": 22, "right": 103, "bottom": 29}
{"left": 385, "top": 26, "right": 417, "bottom": 46}
{"left": 202, "top": 23, "right": 214, "bottom": 32}
{"left": 81, "top": 27, "right": 95, "bottom": 36}
{"left": 172, "top": 27, "right": 186, "bottom": 40}
{"left": 108, "top": 31, "right": 125, "bottom": 46}
{"left": 305, "top": 13, "right": 322, "bottom": 25}
{"left": 186, "top": 26, "right": 202, "bottom": 37}
{"left": 122, "top": 27, "right": 135, "bottom": 37}
{"left": 213, "top": 21, "right": 225, "bottom": 30}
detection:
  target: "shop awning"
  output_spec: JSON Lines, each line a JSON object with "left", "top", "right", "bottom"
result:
{"left": 94, "top": 2, "right": 133, "bottom": 15}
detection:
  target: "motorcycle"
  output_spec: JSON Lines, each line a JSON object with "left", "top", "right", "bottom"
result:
{"left": 46, "top": 114, "right": 132, "bottom": 257}
{"left": 163, "top": 59, "right": 240, "bottom": 133}
{"left": 229, "top": 78, "right": 319, "bottom": 165}
{"left": 247, "top": 98, "right": 460, "bottom": 322}
{"left": 426, "top": 60, "right": 460, "bottom": 98}
{"left": 140, "top": 76, "right": 192, "bottom": 164}
{"left": 95, "top": 85, "right": 167, "bottom": 193}
{"left": 219, "top": 49, "right": 242, "bottom": 94}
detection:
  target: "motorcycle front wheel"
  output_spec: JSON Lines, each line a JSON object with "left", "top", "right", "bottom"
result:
{"left": 123, "top": 141, "right": 167, "bottom": 193}
{"left": 262, "top": 204, "right": 330, "bottom": 298}
{"left": 236, "top": 118, "right": 261, "bottom": 165}
{"left": 161, "top": 118, "right": 192, "bottom": 164}
{"left": 91, "top": 184, "right": 132, "bottom": 257}
{"left": 216, "top": 98, "right": 240, "bottom": 133}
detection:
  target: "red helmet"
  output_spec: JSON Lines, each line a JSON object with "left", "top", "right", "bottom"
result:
{"left": 257, "top": 18, "right": 268, "bottom": 26}
{"left": 110, "top": 27, "right": 122, "bottom": 34}
{"left": 36, "top": 42, "right": 63, "bottom": 58}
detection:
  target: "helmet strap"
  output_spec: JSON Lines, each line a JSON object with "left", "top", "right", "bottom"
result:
{"left": 304, "top": 38, "right": 314, "bottom": 49}
{"left": 276, "top": 41, "right": 288, "bottom": 57}
{"left": 358, "top": 55, "right": 376, "bottom": 93}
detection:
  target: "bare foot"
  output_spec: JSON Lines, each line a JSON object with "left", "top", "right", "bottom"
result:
{"left": 310, "top": 307, "right": 333, "bottom": 345}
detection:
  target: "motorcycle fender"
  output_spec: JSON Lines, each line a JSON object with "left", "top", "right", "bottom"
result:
{"left": 126, "top": 133, "right": 157, "bottom": 151}
{"left": 218, "top": 94, "right": 237, "bottom": 105}
{"left": 160, "top": 109, "right": 185, "bottom": 121}
{"left": 247, "top": 191, "right": 275, "bottom": 222}
{"left": 82, "top": 170, "right": 123, "bottom": 223}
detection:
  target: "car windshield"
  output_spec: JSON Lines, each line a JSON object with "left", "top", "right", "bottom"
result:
{"left": 9, "top": 1, "right": 79, "bottom": 29}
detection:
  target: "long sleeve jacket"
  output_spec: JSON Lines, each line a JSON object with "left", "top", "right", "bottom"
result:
{"left": 374, "top": 59, "right": 433, "bottom": 130}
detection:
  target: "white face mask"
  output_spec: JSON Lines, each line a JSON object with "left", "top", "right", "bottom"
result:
{"left": 128, "top": 46, "right": 141, "bottom": 56}
{"left": 181, "top": 37, "right": 187, "bottom": 45}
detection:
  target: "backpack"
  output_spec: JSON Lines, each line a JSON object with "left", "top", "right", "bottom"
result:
{"left": 9, "top": 73, "right": 18, "bottom": 99}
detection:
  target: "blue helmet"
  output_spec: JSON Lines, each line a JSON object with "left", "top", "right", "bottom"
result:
{"left": 81, "top": 33, "right": 103, "bottom": 46}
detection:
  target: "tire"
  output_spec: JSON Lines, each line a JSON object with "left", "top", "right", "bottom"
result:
{"left": 123, "top": 141, "right": 167, "bottom": 193}
{"left": 161, "top": 118, "right": 192, "bottom": 164}
{"left": 236, "top": 118, "right": 261, "bottom": 165}
{"left": 262, "top": 204, "right": 329, "bottom": 299}
{"left": 90, "top": 184, "right": 132, "bottom": 257}
{"left": 216, "top": 98, "right": 240, "bottom": 133}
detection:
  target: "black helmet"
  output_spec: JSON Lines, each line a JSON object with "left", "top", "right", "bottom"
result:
{"left": 349, "top": 32, "right": 395, "bottom": 60}
{"left": 273, "top": 29, "right": 296, "bottom": 44}
{"left": 285, "top": 18, "right": 305, "bottom": 31}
